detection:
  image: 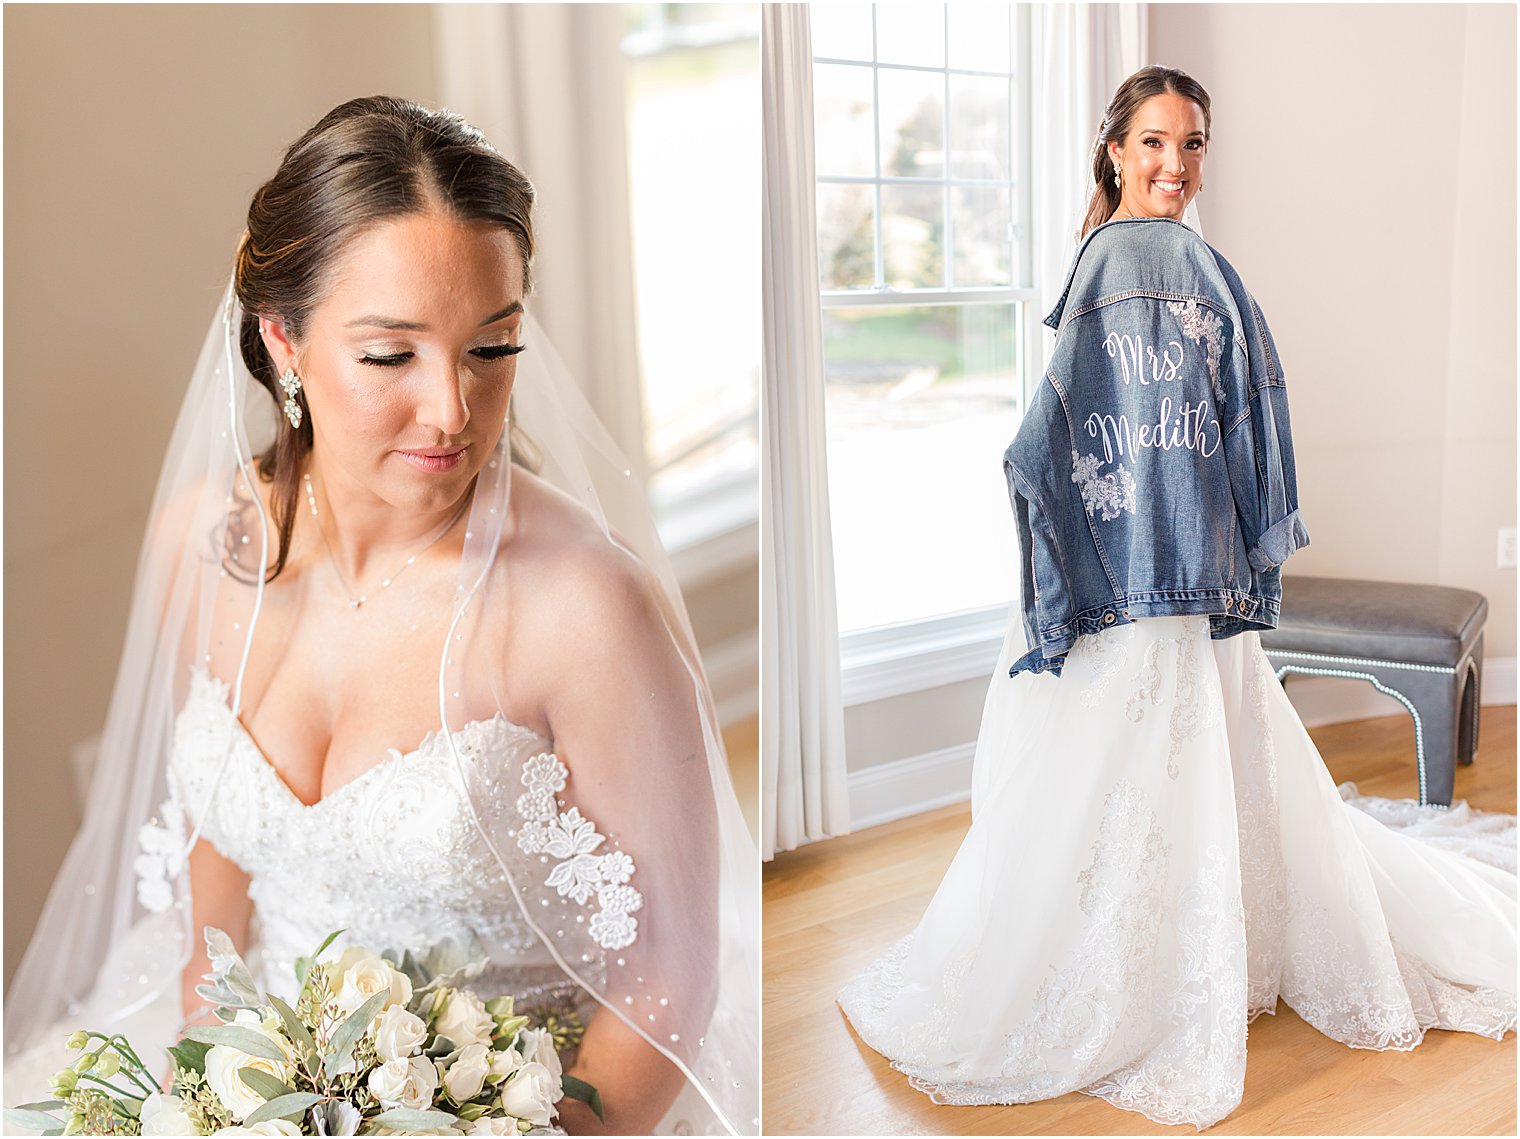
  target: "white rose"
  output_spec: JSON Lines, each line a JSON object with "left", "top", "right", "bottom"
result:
{"left": 497, "top": 1061, "right": 559, "bottom": 1128}
{"left": 211, "top": 1122, "right": 301, "bottom": 1136}
{"left": 467, "top": 1118, "right": 518, "bottom": 1136}
{"left": 331, "top": 946, "right": 413, "bottom": 1020}
{"left": 139, "top": 1091, "right": 198, "bottom": 1135}
{"left": 204, "top": 1010, "right": 296, "bottom": 1121}
{"left": 373, "top": 1004, "right": 429, "bottom": 1062}
{"left": 486, "top": 1044, "right": 523, "bottom": 1084}
{"left": 366, "top": 1054, "right": 439, "bottom": 1111}
{"left": 512, "top": 1028, "right": 563, "bottom": 1088}
{"left": 432, "top": 987, "right": 495, "bottom": 1049}
{"left": 442, "top": 1042, "right": 492, "bottom": 1103}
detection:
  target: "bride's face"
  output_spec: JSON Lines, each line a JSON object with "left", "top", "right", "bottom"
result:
{"left": 1107, "top": 92, "right": 1207, "bottom": 221}
{"left": 263, "top": 209, "right": 526, "bottom": 515}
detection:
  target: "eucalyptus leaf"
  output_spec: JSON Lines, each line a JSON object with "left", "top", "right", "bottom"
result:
{"left": 309, "top": 929, "right": 346, "bottom": 964}
{"left": 561, "top": 1075, "right": 604, "bottom": 1122}
{"left": 324, "top": 990, "right": 388, "bottom": 1064}
{"left": 242, "top": 1091, "right": 323, "bottom": 1126}
{"left": 12, "top": 1101, "right": 64, "bottom": 1112}
{"left": 166, "top": 1038, "right": 211, "bottom": 1076}
{"left": 181, "top": 1024, "right": 291, "bottom": 1063}
{"left": 268, "top": 993, "right": 318, "bottom": 1059}
{"left": 3, "top": 1108, "right": 64, "bottom": 1131}
{"left": 238, "top": 1066, "right": 295, "bottom": 1100}
{"left": 369, "top": 1106, "right": 462, "bottom": 1128}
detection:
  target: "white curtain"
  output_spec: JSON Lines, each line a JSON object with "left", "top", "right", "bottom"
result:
{"left": 760, "top": 4, "right": 851, "bottom": 860}
{"left": 431, "top": 4, "right": 647, "bottom": 476}
{"left": 1031, "top": 4, "right": 1149, "bottom": 321}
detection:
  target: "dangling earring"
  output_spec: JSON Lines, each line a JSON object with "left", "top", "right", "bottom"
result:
{"left": 278, "top": 368, "right": 304, "bottom": 429}
{"left": 1112, "top": 164, "right": 1122, "bottom": 190}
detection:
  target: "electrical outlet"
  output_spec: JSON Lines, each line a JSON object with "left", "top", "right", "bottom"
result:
{"left": 1500, "top": 528, "right": 1518, "bottom": 569}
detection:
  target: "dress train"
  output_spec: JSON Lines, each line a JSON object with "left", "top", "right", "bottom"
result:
{"left": 838, "top": 616, "right": 1515, "bottom": 1129}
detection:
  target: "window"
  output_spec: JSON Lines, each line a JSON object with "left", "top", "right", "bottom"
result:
{"left": 812, "top": 4, "right": 1038, "bottom": 647}
{"left": 623, "top": 4, "right": 760, "bottom": 560}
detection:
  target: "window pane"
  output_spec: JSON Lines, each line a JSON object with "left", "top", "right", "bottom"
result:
{"left": 817, "top": 182, "right": 876, "bottom": 290}
{"left": 878, "top": 67, "right": 944, "bottom": 178}
{"left": 823, "top": 304, "right": 1023, "bottom": 632}
{"left": 813, "top": 63, "right": 876, "bottom": 178}
{"left": 948, "top": 74, "right": 1009, "bottom": 180}
{"left": 881, "top": 184, "right": 944, "bottom": 289}
{"left": 625, "top": 11, "right": 759, "bottom": 490}
{"left": 874, "top": 3, "right": 945, "bottom": 67}
{"left": 951, "top": 186, "right": 1012, "bottom": 287}
{"left": 810, "top": 3, "right": 873, "bottom": 61}
{"left": 946, "top": 3, "right": 1010, "bottom": 73}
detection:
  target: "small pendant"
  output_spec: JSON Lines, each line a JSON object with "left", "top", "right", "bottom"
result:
{"left": 349, "top": 598, "right": 363, "bottom": 609}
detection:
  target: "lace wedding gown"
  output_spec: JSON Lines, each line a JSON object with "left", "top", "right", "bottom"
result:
{"left": 839, "top": 615, "right": 1517, "bottom": 1130}
{"left": 8, "top": 670, "right": 705, "bottom": 1132}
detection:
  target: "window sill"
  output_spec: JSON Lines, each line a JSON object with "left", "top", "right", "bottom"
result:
{"left": 840, "top": 604, "right": 1009, "bottom": 707}
{"left": 654, "top": 465, "right": 759, "bottom": 590}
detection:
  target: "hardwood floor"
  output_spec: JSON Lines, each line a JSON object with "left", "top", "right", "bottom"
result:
{"left": 762, "top": 707, "right": 1516, "bottom": 1136}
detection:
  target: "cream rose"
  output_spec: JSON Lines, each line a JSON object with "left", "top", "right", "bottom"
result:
{"left": 513, "top": 1028, "right": 564, "bottom": 1087}
{"left": 486, "top": 1044, "right": 523, "bottom": 1085}
{"left": 210, "top": 1122, "right": 301, "bottom": 1136}
{"left": 432, "top": 987, "right": 495, "bottom": 1049}
{"left": 331, "top": 947, "right": 413, "bottom": 1020}
{"left": 203, "top": 1010, "right": 296, "bottom": 1122}
{"left": 373, "top": 1004, "right": 429, "bottom": 1062}
{"left": 139, "top": 1091, "right": 199, "bottom": 1135}
{"left": 441, "top": 1042, "right": 492, "bottom": 1103}
{"left": 466, "top": 1118, "right": 518, "bottom": 1136}
{"left": 366, "top": 1054, "right": 439, "bottom": 1111}
{"left": 497, "top": 1061, "right": 559, "bottom": 1128}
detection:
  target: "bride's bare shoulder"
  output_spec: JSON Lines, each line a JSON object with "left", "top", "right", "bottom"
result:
{"left": 504, "top": 466, "right": 672, "bottom": 652}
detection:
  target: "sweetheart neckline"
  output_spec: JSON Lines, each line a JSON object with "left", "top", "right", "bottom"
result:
{"left": 183, "top": 669, "right": 551, "bottom": 811}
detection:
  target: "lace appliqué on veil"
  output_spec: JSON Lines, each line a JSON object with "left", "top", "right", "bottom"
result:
{"left": 134, "top": 799, "right": 187, "bottom": 914}
{"left": 1167, "top": 299, "right": 1225, "bottom": 407}
{"left": 514, "top": 753, "right": 643, "bottom": 950}
{"left": 1072, "top": 451, "right": 1137, "bottom": 522}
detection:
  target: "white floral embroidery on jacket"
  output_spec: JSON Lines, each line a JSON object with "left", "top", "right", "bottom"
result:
{"left": 1168, "top": 299, "right": 1225, "bottom": 407}
{"left": 1072, "top": 450, "right": 1137, "bottom": 522}
{"left": 514, "top": 753, "right": 643, "bottom": 950}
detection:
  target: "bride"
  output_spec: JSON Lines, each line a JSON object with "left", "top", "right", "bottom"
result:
{"left": 4, "top": 97, "right": 758, "bottom": 1136}
{"left": 838, "top": 66, "right": 1515, "bottom": 1129}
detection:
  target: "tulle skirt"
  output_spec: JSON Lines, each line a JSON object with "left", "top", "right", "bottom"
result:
{"left": 838, "top": 616, "right": 1516, "bottom": 1130}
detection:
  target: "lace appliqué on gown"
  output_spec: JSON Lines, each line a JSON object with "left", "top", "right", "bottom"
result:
{"left": 514, "top": 754, "right": 644, "bottom": 951}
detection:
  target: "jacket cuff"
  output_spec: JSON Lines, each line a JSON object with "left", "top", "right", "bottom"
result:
{"left": 1009, "top": 645, "right": 1066, "bottom": 678}
{"left": 1247, "top": 510, "right": 1310, "bottom": 572}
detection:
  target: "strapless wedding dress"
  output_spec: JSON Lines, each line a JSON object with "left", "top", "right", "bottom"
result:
{"left": 839, "top": 616, "right": 1516, "bottom": 1130}
{"left": 7, "top": 669, "right": 693, "bottom": 1127}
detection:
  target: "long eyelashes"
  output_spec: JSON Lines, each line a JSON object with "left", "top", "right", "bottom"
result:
{"left": 358, "top": 343, "right": 527, "bottom": 368}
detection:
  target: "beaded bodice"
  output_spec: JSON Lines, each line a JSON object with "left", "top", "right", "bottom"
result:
{"left": 168, "top": 670, "right": 562, "bottom": 1000}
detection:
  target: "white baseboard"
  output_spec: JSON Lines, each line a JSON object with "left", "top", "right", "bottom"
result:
{"left": 845, "top": 657, "right": 1517, "bottom": 831}
{"left": 847, "top": 742, "right": 976, "bottom": 831}
{"left": 702, "top": 631, "right": 759, "bottom": 728}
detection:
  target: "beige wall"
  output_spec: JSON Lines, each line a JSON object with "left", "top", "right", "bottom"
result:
{"left": 1151, "top": 3, "right": 1517, "bottom": 654}
{"left": 842, "top": 3, "right": 1517, "bottom": 791}
{"left": 3, "top": 2, "right": 441, "bottom": 991}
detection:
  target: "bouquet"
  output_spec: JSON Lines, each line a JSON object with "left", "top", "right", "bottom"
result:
{"left": 6, "top": 929, "right": 601, "bottom": 1136}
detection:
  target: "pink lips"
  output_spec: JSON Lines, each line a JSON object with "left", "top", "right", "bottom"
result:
{"left": 396, "top": 445, "right": 468, "bottom": 473}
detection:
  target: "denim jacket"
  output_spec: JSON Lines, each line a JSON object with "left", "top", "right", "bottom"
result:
{"left": 1007, "top": 217, "right": 1309, "bottom": 678}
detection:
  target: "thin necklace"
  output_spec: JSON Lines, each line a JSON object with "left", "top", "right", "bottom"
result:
{"left": 302, "top": 472, "right": 470, "bottom": 609}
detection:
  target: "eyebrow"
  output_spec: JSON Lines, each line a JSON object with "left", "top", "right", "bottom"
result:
{"left": 345, "top": 301, "right": 523, "bottom": 331}
{"left": 1137, "top": 128, "right": 1206, "bottom": 138}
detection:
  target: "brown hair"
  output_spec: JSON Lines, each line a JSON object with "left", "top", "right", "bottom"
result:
{"left": 232, "top": 95, "right": 536, "bottom": 580}
{"left": 1079, "top": 66, "right": 1211, "bottom": 240}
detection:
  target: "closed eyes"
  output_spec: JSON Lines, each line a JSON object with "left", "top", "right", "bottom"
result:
{"left": 358, "top": 343, "right": 527, "bottom": 368}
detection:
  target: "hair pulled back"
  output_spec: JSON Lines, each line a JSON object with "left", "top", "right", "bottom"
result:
{"left": 1080, "top": 65, "right": 1211, "bottom": 240}
{"left": 233, "top": 95, "right": 536, "bottom": 580}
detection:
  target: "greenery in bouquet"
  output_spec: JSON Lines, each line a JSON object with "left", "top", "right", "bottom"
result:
{"left": 6, "top": 928, "right": 601, "bottom": 1136}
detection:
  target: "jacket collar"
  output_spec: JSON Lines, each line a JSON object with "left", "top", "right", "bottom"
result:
{"left": 1044, "top": 216, "right": 1205, "bottom": 331}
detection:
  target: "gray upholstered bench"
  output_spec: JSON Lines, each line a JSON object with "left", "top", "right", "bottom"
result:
{"left": 1258, "top": 576, "right": 1487, "bottom": 808}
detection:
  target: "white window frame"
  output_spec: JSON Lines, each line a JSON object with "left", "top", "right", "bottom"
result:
{"left": 814, "top": 4, "right": 1044, "bottom": 704}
